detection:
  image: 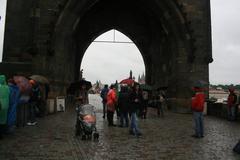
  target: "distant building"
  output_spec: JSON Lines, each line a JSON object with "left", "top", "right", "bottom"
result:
{"left": 138, "top": 73, "right": 145, "bottom": 84}
{"left": 90, "top": 80, "right": 104, "bottom": 94}
{"left": 209, "top": 89, "right": 228, "bottom": 103}
{"left": 216, "top": 87, "right": 223, "bottom": 90}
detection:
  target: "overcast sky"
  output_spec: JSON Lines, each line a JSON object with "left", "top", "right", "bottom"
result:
{"left": 1, "top": 0, "right": 240, "bottom": 85}
{"left": 81, "top": 31, "right": 145, "bottom": 85}
{"left": 210, "top": 0, "right": 240, "bottom": 85}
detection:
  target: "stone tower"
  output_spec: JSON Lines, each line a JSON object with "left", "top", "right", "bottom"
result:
{"left": 0, "top": 0, "right": 212, "bottom": 112}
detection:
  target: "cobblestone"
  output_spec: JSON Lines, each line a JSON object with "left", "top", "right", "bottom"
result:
{"left": 0, "top": 95, "right": 240, "bottom": 160}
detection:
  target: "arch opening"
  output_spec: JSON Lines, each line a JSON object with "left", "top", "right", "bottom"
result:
{"left": 81, "top": 29, "right": 145, "bottom": 85}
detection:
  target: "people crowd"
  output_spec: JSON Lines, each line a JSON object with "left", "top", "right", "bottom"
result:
{"left": 0, "top": 75, "right": 49, "bottom": 139}
{"left": 100, "top": 82, "right": 165, "bottom": 137}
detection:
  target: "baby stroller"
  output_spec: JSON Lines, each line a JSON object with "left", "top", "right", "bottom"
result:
{"left": 75, "top": 104, "right": 99, "bottom": 140}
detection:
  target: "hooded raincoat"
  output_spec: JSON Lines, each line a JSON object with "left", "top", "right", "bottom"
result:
{"left": 0, "top": 75, "right": 10, "bottom": 124}
{"left": 7, "top": 83, "right": 20, "bottom": 126}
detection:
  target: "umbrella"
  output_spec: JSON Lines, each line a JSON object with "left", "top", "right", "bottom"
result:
{"left": 140, "top": 84, "right": 152, "bottom": 91}
{"left": 30, "top": 75, "right": 49, "bottom": 84}
{"left": 120, "top": 78, "right": 135, "bottom": 86}
{"left": 69, "top": 80, "right": 92, "bottom": 92}
{"left": 13, "top": 76, "right": 32, "bottom": 93}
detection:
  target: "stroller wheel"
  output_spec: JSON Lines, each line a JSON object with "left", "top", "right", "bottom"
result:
{"left": 93, "top": 132, "right": 99, "bottom": 140}
{"left": 75, "top": 129, "right": 81, "bottom": 136}
{"left": 82, "top": 135, "right": 87, "bottom": 140}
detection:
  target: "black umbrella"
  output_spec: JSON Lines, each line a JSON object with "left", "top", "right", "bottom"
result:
{"left": 140, "top": 84, "right": 152, "bottom": 91}
{"left": 68, "top": 80, "right": 92, "bottom": 93}
{"left": 156, "top": 86, "right": 168, "bottom": 91}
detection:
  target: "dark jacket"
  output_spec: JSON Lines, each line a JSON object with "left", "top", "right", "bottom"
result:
{"left": 118, "top": 92, "right": 130, "bottom": 113}
{"left": 129, "top": 90, "right": 143, "bottom": 113}
{"left": 30, "top": 86, "right": 40, "bottom": 102}
{"left": 227, "top": 92, "right": 237, "bottom": 108}
{"left": 100, "top": 88, "right": 109, "bottom": 103}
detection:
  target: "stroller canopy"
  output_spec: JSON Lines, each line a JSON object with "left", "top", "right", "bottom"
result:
{"left": 79, "top": 104, "right": 95, "bottom": 115}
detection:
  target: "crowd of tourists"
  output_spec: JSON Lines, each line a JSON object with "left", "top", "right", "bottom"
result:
{"left": 100, "top": 83, "right": 166, "bottom": 137}
{"left": 98, "top": 79, "right": 237, "bottom": 140}
{"left": 0, "top": 75, "right": 49, "bottom": 139}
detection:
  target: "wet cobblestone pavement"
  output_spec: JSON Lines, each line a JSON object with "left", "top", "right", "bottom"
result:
{"left": 1, "top": 95, "right": 240, "bottom": 160}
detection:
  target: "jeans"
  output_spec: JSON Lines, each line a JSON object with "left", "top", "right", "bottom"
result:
{"left": 130, "top": 112, "right": 140, "bottom": 135}
{"left": 120, "top": 111, "right": 129, "bottom": 127}
{"left": 193, "top": 111, "right": 204, "bottom": 137}
{"left": 28, "top": 102, "right": 36, "bottom": 123}
{"left": 228, "top": 106, "right": 236, "bottom": 121}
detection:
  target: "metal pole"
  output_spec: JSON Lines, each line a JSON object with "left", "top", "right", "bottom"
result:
{"left": 113, "top": 29, "right": 116, "bottom": 42}
{"left": 93, "top": 40, "right": 133, "bottom": 44}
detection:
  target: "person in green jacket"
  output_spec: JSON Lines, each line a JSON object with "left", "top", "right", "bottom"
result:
{"left": 0, "top": 75, "right": 10, "bottom": 138}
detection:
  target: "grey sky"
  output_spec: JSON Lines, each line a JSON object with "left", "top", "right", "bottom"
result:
{"left": 81, "top": 30, "right": 145, "bottom": 85}
{"left": 0, "top": 0, "right": 240, "bottom": 85}
{"left": 210, "top": 0, "right": 240, "bottom": 84}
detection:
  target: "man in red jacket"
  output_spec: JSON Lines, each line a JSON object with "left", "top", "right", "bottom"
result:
{"left": 191, "top": 87, "right": 205, "bottom": 138}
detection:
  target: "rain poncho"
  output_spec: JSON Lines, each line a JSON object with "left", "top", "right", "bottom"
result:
{"left": 0, "top": 75, "right": 10, "bottom": 124}
{"left": 7, "top": 84, "right": 20, "bottom": 126}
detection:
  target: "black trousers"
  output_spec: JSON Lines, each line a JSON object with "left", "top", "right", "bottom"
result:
{"left": 102, "top": 102, "right": 106, "bottom": 118}
{"left": 107, "top": 110, "right": 114, "bottom": 125}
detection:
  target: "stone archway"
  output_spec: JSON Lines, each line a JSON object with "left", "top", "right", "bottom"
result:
{"left": 2, "top": 0, "right": 212, "bottom": 112}
{"left": 51, "top": 0, "right": 204, "bottom": 111}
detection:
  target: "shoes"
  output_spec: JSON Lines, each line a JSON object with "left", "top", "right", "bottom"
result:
{"left": 108, "top": 124, "right": 116, "bottom": 127}
{"left": 136, "top": 132, "right": 142, "bottom": 137}
{"left": 32, "top": 122, "right": 37, "bottom": 125}
{"left": 27, "top": 122, "right": 37, "bottom": 126}
{"left": 129, "top": 130, "right": 134, "bottom": 135}
{"left": 191, "top": 134, "right": 201, "bottom": 138}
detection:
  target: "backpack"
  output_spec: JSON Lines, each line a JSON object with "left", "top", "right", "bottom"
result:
{"left": 101, "top": 89, "right": 108, "bottom": 101}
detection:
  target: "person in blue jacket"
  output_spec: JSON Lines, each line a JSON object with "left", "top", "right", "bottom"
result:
{"left": 7, "top": 79, "right": 20, "bottom": 133}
